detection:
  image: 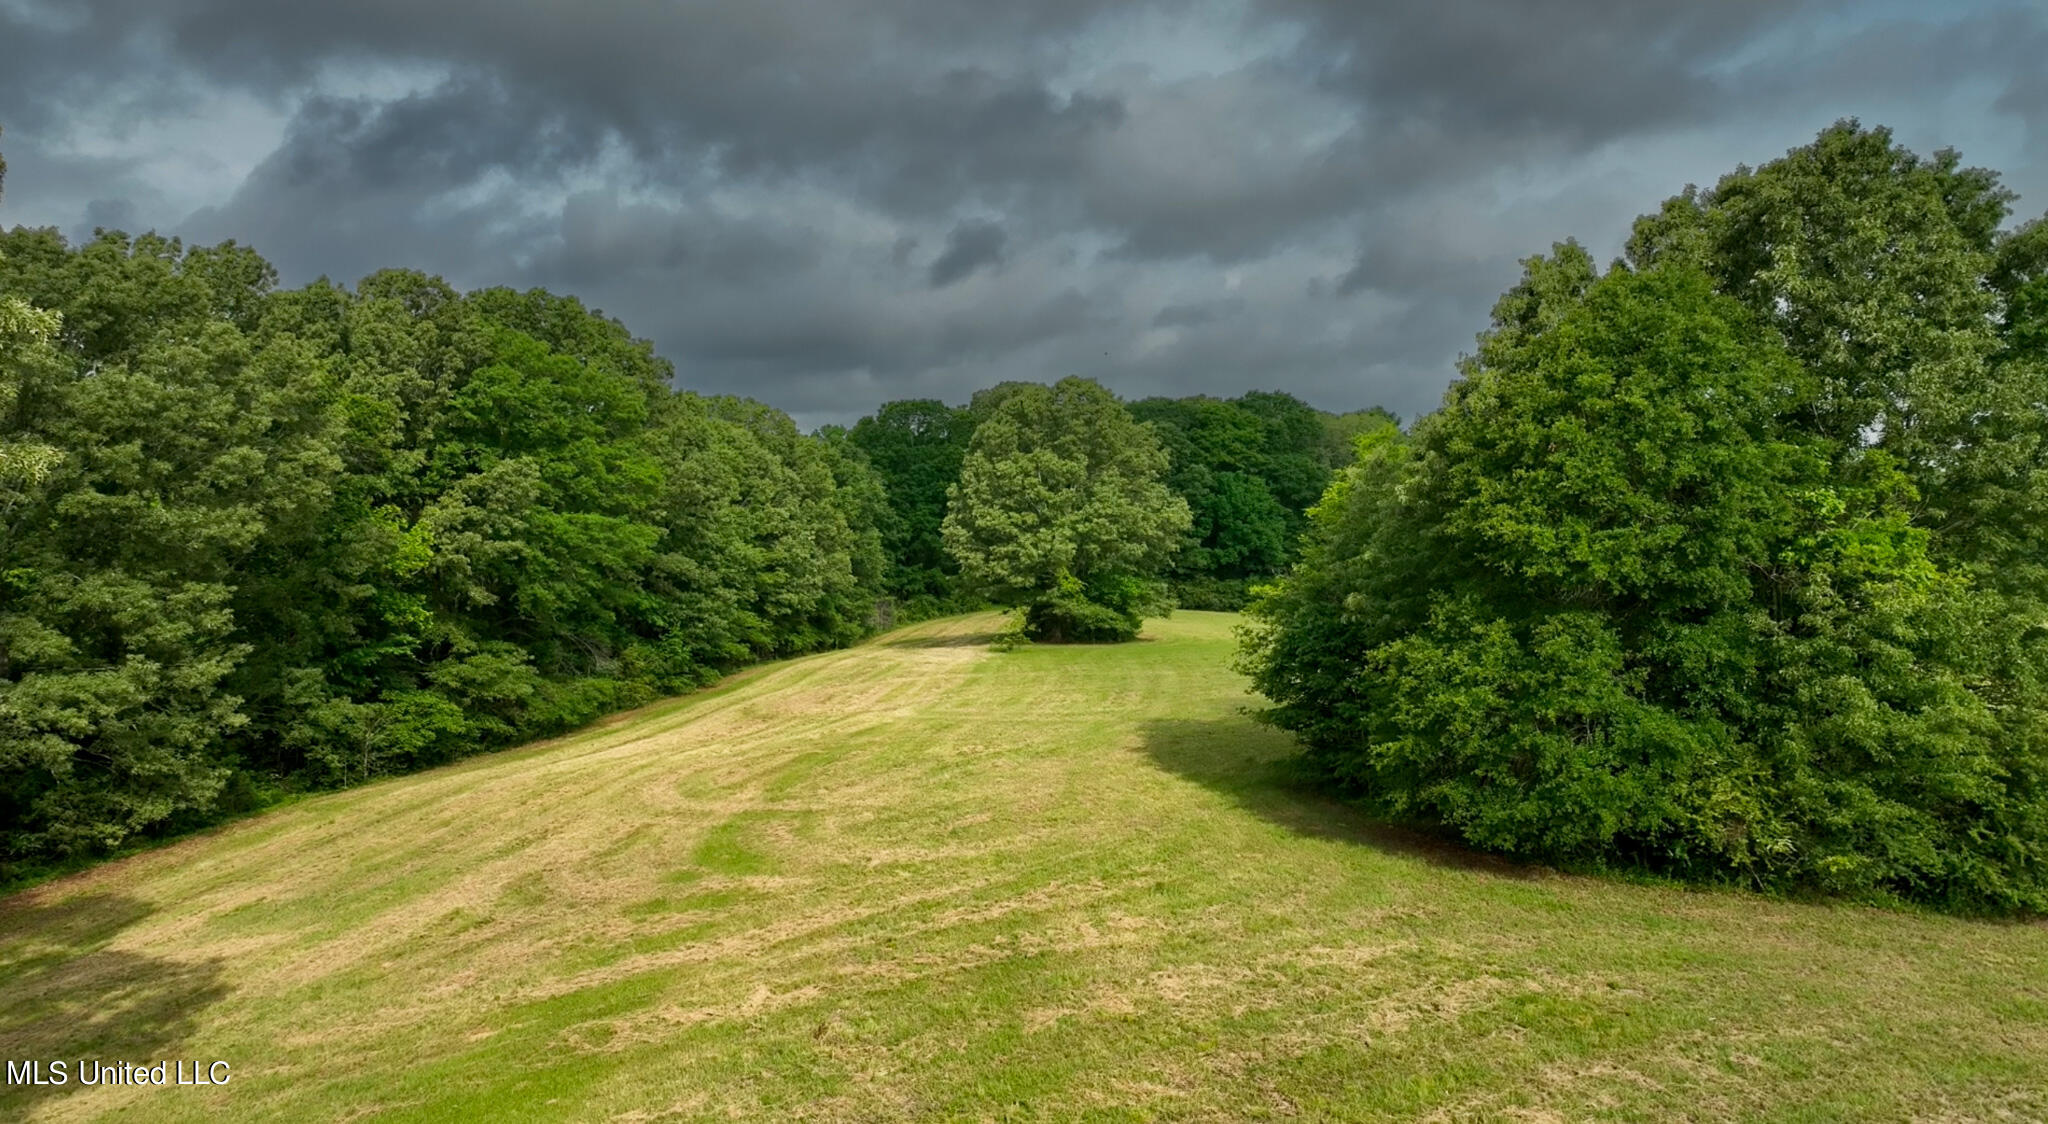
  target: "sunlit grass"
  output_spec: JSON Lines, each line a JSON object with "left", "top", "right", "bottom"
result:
{"left": 3, "top": 612, "right": 2043, "bottom": 1121}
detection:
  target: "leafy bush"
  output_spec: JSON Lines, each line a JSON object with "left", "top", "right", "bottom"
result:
{"left": 1023, "top": 572, "right": 1173, "bottom": 643}
{"left": 988, "top": 609, "right": 1031, "bottom": 652}
{"left": 1170, "top": 576, "right": 1255, "bottom": 612}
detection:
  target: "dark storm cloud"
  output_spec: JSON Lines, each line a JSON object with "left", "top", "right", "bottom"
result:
{"left": 0, "top": 15, "right": 73, "bottom": 133}
{"left": 2003, "top": 71, "right": 2048, "bottom": 160}
{"left": 1337, "top": 225, "right": 1494, "bottom": 301}
{"left": 929, "top": 220, "right": 1007, "bottom": 288}
{"left": 81, "top": 198, "right": 137, "bottom": 232}
{"left": 22, "top": 0, "right": 1130, "bottom": 197}
{"left": 1281, "top": 1, "right": 1802, "bottom": 138}
{"left": 1153, "top": 297, "right": 1245, "bottom": 329}
{"left": 3, "top": 0, "right": 2045, "bottom": 425}
{"left": 543, "top": 192, "right": 823, "bottom": 290}
{"left": 179, "top": 80, "right": 579, "bottom": 286}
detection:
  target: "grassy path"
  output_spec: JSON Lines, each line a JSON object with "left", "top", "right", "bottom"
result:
{"left": 3, "top": 612, "right": 2044, "bottom": 1121}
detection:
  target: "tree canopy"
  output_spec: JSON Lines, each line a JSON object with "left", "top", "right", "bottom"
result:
{"left": 942, "top": 377, "right": 1190, "bottom": 642}
{"left": 844, "top": 398, "right": 975, "bottom": 613}
{"left": 0, "top": 230, "right": 891, "bottom": 874}
{"left": 1244, "top": 123, "right": 2048, "bottom": 913}
{"left": 841, "top": 388, "right": 1382, "bottom": 618}
{"left": 1129, "top": 390, "right": 1343, "bottom": 608}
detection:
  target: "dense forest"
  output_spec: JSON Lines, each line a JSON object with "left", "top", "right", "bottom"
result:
{"left": 0, "top": 230, "right": 906, "bottom": 873}
{"left": 1245, "top": 123, "right": 2048, "bottom": 913}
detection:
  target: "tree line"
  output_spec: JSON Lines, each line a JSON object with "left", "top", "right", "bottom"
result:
{"left": 1244, "top": 122, "right": 2048, "bottom": 913}
{"left": 840, "top": 384, "right": 1390, "bottom": 624}
{"left": 0, "top": 229, "right": 905, "bottom": 876}
{"left": 0, "top": 177, "right": 1373, "bottom": 877}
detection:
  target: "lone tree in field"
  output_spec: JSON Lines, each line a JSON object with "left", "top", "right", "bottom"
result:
{"left": 942, "top": 377, "right": 1190, "bottom": 642}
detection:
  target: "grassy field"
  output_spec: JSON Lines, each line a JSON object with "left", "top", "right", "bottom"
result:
{"left": 2, "top": 611, "right": 2045, "bottom": 1122}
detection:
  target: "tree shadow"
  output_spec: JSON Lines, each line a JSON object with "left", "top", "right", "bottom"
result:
{"left": 1135, "top": 717, "right": 1540, "bottom": 879}
{"left": 873, "top": 628, "right": 1002, "bottom": 649}
{"left": 0, "top": 892, "right": 231, "bottom": 1114}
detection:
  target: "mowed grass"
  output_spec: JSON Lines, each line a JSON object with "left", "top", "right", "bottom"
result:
{"left": 3, "top": 612, "right": 2045, "bottom": 1123}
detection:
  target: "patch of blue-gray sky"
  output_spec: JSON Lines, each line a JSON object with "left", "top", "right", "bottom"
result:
{"left": 1, "top": 0, "right": 2041, "bottom": 427}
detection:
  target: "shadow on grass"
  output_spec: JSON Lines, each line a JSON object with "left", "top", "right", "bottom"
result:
{"left": 0, "top": 893, "right": 231, "bottom": 1114}
{"left": 874, "top": 628, "right": 1002, "bottom": 650}
{"left": 1136, "top": 717, "right": 1538, "bottom": 879}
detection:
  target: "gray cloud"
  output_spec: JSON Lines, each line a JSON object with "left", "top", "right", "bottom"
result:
{"left": 1282, "top": 1, "right": 1798, "bottom": 136}
{"left": 929, "top": 220, "right": 1008, "bottom": 287}
{"left": 2, "top": 0, "right": 2045, "bottom": 427}
{"left": 1153, "top": 296, "right": 1245, "bottom": 328}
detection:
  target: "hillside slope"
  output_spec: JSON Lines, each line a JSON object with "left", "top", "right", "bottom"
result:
{"left": 3, "top": 612, "right": 2044, "bottom": 1121}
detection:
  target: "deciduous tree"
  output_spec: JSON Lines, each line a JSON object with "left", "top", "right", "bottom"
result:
{"left": 943, "top": 378, "right": 1189, "bottom": 642}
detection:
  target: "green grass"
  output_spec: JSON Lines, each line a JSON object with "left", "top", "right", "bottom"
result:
{"left": 3, "top": 611, "right": 2044, "bottom": 1121}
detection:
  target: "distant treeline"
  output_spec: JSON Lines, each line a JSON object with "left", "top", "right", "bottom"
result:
{"left": 0, "top": 223, "right": 1384, "bottom": 877}
{"left": 839, "top": 389, "right": 1391, "bottom": 621}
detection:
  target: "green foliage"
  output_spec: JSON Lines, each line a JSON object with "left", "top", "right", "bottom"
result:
{"left": 1170, "top": 575, "right": 1257, "bottom": 612}
{"left": 1317, "top": 407, "right": 1401, "bottom": 470}
{"left": 1128, "top": 391, "right": 1341, "bottom": 608}
{"left": 1625, "top": 121, "right": 2041, "bottom": 592}
{"left": 845, "top": 398, "right": 976, "bottom": 615}
{"left": 845, "top": 387, "right": 1386, "bottom": 618}
{"left": 0, "top": 232, "right": 315, "bottom": 858}
{"left": 0, "top": 230, "right": 890, "bottom": 872}
{"left": 1023, "top": 571, "right": 1174, "bottom": 644}
{"left": 942, "top": 378, "right": 1190, "bottom": 642}
{"left": 1246, "top": 245, "right": 2048, "bottom": 912}
{"left": 988, "top": 609, "right": 1031, "bottom": 652}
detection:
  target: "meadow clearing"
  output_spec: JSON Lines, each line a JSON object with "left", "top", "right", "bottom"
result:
{"left": 3, "top": 612, "right": 2044, "bottom": 1122}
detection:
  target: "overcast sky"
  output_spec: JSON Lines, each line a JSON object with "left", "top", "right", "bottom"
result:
{"left": 4, "top": 0, "right": 2045, "bottom": 428}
